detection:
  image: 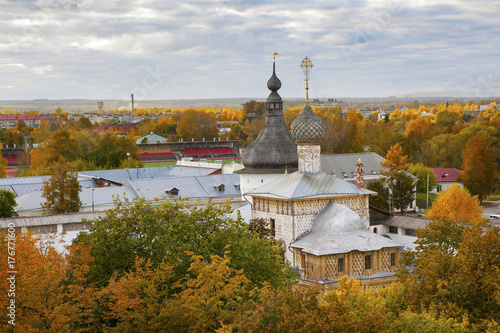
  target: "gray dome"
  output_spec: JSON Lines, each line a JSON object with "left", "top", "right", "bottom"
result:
{"left": 241, "top": 60, "right": 298, "bottom": 170}
{"left": 291, "top": 103, "right": 326, "bottom": 142}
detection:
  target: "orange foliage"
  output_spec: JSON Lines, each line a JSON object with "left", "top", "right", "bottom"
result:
{"left": 426, "top": 184, "right": 484, "bottom": 224}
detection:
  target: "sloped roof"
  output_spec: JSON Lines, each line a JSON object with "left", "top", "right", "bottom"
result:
{"left": 431, "top": 168, "right": 461, "bottom": 182}
{"left": 291, "top": 203, "right": 401, "bottom": 256}
{"left": 15, "top": 186, "right": 138, "bottom": 213}
{"left": 247, "top": 171, "right": 374, "bottom": 200}
{"left": 161, "top": 166, "right": 218, "bottom": 177}
{"left": 320, "top": 152, "right": 386, "bottom": 178}
{"left": 124, "top": 174, "right": 241, "bottom": 200}
{"left": 79, "top": 167, "right": 174, "bottom": 185}
{"left": 136, "top": 133, "right": 167, "bottom": 144}
{"left": 0, "top": 176, "right": 96, "bottom": 197}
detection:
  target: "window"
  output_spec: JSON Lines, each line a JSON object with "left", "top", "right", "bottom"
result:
{"left": 373, "top": 227, "right": 378, "bottom": 234}
{"left": 300, "top": 254, "right": 306, "bottom": 269}
{"left": 371, "top": 170, "right": 376, "bottom": 175}
{"left": 404, "top": 228, "right": 416, "bottom": 236}
{"left": 352, "top": 172, "right": 357, "bottom": 176}
{"left": 342, "top": 172, "right": 348, "bottom": 177}
{"left": 390, "top": 252, "right": 397, "bottom": 267}
{"left": 337, "top": 258, "right": 344, "bottom": 273}
{"left": 270, "top": 218, "right": 275, "bottom": 237}
{"left": 365, "top": 254, "right": 372, "bottom": 270}
{"left": 389, "top": 226, "right": 398, "bottom": 234}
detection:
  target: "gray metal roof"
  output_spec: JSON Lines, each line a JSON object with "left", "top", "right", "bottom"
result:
{"left": 0, "top": 176, "right": 96, "bottom": 197}
{"left": 161, "top": 166, "right": 218, "bottom": 177}
{"left": 0, "top": 211, "right": 106, "bottom": 228}
{"left": 79, "top": 167, "right": 174, "bottom": 185}
{"left": 383, "top": 215, "right": 431, "bottom": 229}
{"left": 15, "top": 186, "right": 139, "bottom": 213}
{"left": 291, "top": 203, "right": 402, "bottom": 256}
{"left": 124, "top": 174, "right": 241, "bottom": 201}
{"left": 247, "top": 171, "right": 374, "bottom": 200}
{"left": 320, "top": 152, "right": 386, "bottom": 178}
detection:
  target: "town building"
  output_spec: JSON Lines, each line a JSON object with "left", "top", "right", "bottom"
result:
{"left": 431, "top": 168, "right": 462, "bottom": 194}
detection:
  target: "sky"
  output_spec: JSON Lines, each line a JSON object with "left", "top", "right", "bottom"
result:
{"left": 0, "top": 0, "right": 499, "bottom": 101}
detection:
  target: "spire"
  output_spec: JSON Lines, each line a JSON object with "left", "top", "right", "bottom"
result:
{"left": 300, "top": 56, "right": 313, "bottom": 103}
{"left": 240, "top": 54, "right": 298, "bottom": 170}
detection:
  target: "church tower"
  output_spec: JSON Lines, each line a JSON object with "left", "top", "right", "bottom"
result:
{"left": 237, "top": 54, "right": 298, "bottom": 195}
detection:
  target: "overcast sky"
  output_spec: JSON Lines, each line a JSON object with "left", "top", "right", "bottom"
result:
{"left": 0, "top": 0, "right": 499, "bottom": 101}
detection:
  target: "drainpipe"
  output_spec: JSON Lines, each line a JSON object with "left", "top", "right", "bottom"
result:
{"left": 242, "top": 193, "right": 253, "bottom": 222}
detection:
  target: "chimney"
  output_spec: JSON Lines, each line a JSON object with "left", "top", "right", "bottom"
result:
{"left": 356, "top": 158, "right": 364, "bottom": 189}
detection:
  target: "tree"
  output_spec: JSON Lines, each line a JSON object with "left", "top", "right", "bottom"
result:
{"left": 425, "top": 184, "right": 484, "bottom": 224}
{"left": 88, "top": 133, "right": 140, "bottom": 169}
{"left": 0, "top": 156, "right": 7, "bottom": 178}
{"left": 176, "top": 109, "right": 218, "bottom": 141}
{"left": 0, "top": 189, "right": 17, "bottom": 217}
{"left": 381, "top": 143, "right": 409, "bottom": 177}
{"left": 0, "top": 231, "right": 96, "bottom": 331}
{"left": 392, "top": 172, "right": 416, "bottom": 213}
{"left": 408, "top": 163, "right": 438, "bottom": 193}
{"left": 74, "top": 197, "right": 293, "bottom": 288}
{"left": 399, "top": 218, "right": 500, "bottom": 323}
{"left": 381, "top": 144, "right": 415, "bottom": 214}
{"left": 41, "top": 156, "right": 82, "bottom": 214}
{"left": 461, "top": 133, "right": 499, "bottom": 204}
{"left": 366, "top": 180, "right": 390, "bottom": 212}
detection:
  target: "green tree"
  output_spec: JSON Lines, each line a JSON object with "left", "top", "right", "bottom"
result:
{"left": 461, "top": 133, "right": 499, "bottom": 204}
{"left": 366, "top": 180, "right": 390, "bottom": 212}
{"left": 41, "top": 156, "right": 82, "bottom": 214}
{"left": 74, "top": 197, "right": 293, "bottom": 288}
{"left": 0, "top": 189, "right": 17, "bottom": 217}
{"left": 88, "top": 133, "right": 140, "bottom": 169}
{"left": 392, "top": 172, "right": 416, "bottom": 213}
{"left": 408, "top": 163, "right": 438, "bottom": 193}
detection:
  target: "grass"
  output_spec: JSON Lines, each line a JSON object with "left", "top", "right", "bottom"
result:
{"left": 416, "top": 192, "right": 438, "bottom": 211}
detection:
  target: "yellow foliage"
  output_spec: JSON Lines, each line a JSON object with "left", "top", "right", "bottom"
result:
{"left": 426, "top": 184, "right": 483, "bottom": 224}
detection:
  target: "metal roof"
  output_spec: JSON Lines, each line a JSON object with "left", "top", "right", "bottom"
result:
{"left": 247, "top": 171, "right": 374, "bottom": 200}
{"left": 135, "top": 133, "right": 167, "bottom": 144}
{"left": 383, "top": 215, "right": 431, "bottom": 230}
{"left": 15, "top": 186, "right": 139, "bottom": 213}
{"left": 79, "top": 167, "right": 174, "bottom": 184}
{"left": 320, "top": 152, "right": 386, "bottom": 178}
{"left": 0, "top": 211, "right": 106, "bottom": 228}
{"left": 161, "top": 166, "right": 218, "bottom": 177}
{"left": 124, "top": 174, "right": 241, "bottom": 201}
{"left": 291, "top": 203, "right": 402, "bottom": 256}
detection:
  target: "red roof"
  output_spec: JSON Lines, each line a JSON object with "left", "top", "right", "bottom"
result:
{"left": 431, "top": 168, "right": 461, "bottom": 182}
{"left": 0, "top": 116, "right": 50, "bottom": 120}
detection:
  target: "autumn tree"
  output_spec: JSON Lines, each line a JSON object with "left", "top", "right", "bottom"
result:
{"left": 399, "top": 218, "right": 500, "bottom": 324}
{"left": 41, "top": 156, "right": 82, "bottom": 214}
{"left": 461, "top": 133, "right": 499, "bottom": 204}
{"left": 176, "top": 109, "right": 218, "bottom": 141}
{"left": 0, "top": 189, "right": 17, "bottom": 218}
{"left": 0, "top": 231, "right": 96, "bottom": 331}
{"left": 0, "top": 156, "right": 7, "bottom": 179}
{"left": 425, "top": 184, "right": 484, "bottom": 224}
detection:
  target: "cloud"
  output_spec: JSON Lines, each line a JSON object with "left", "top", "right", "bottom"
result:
{"left": 0, "top": 0, "right": 498, "bottom": 100}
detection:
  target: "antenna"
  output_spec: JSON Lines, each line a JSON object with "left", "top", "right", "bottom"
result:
{"left": 300, "top": 56, "right": 314, "bottom": 103}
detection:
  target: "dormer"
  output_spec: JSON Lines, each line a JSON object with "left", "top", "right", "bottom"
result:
{"left": 166, "top": 187, "right": 179, "bottom": 196}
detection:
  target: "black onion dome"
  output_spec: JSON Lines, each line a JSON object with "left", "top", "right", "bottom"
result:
{"left": 267, "top": 69, "right": 281, "bottom": 91}
{"left": 291, "top": 103, "right": 326, "bottom": 142}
